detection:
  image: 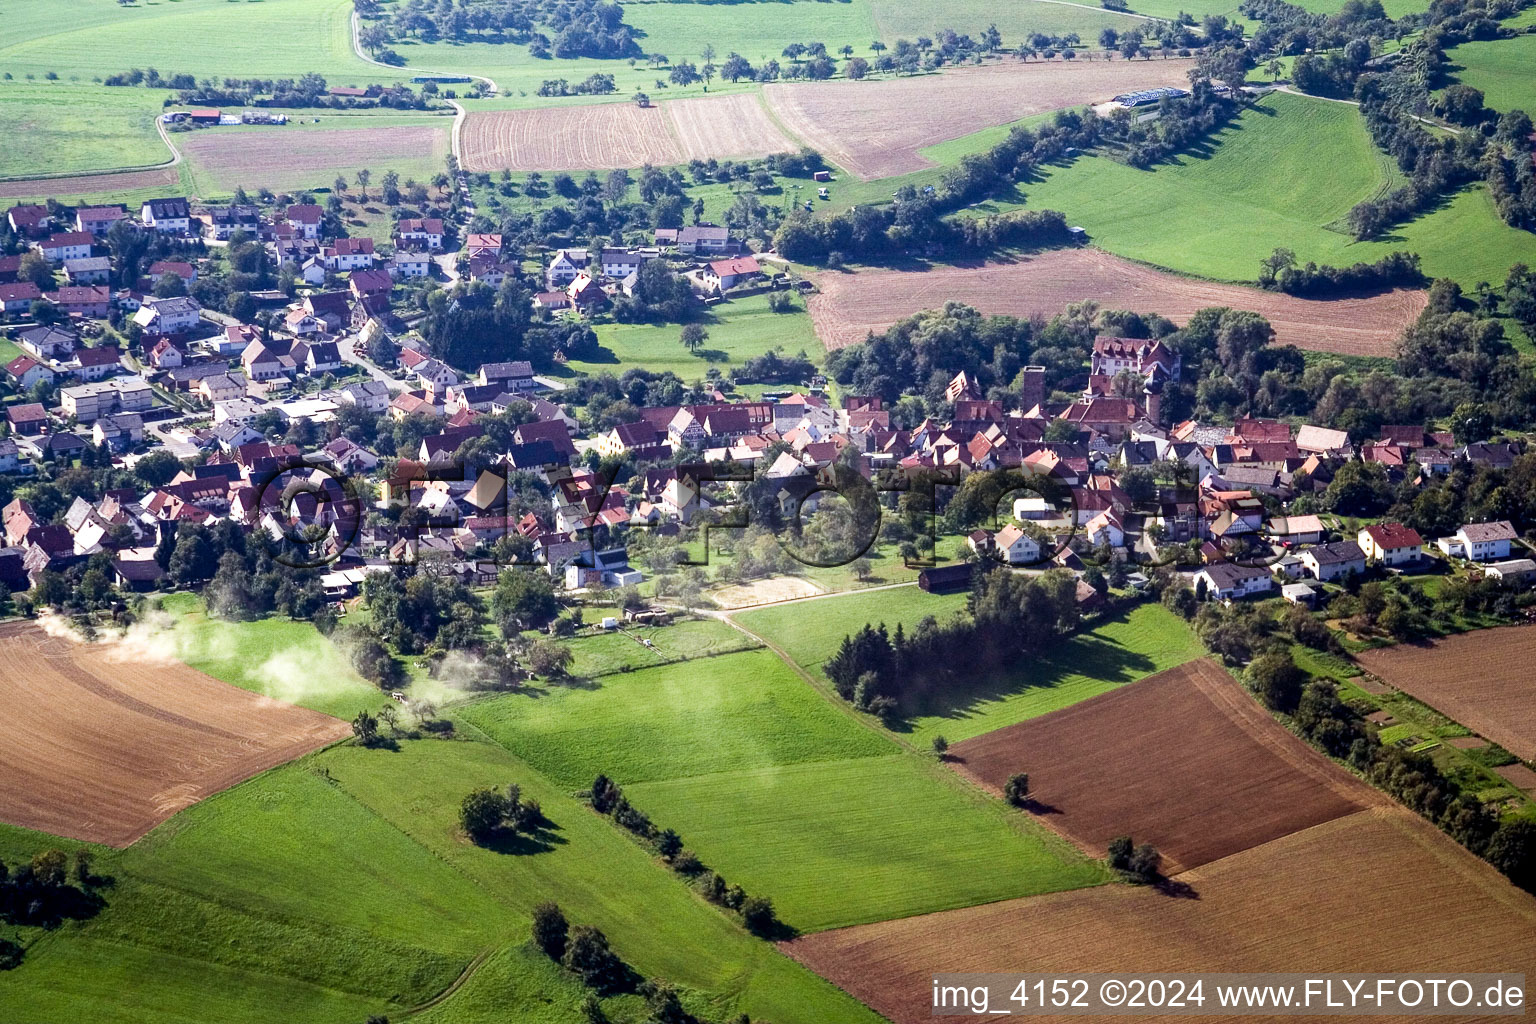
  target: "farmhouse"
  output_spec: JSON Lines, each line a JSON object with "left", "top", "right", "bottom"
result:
{"left": 676, "top": 224, "right": 733, "bottom": 255}
{"left": 705, "top": 256, "right": 762, "bottom": 293}
{"left": 1357, "top": 523, "right": 1423, "bottom": 568}
{"left": 1299, "top": 540, "right": 1367, "bottom": 582}
{"left": 140, "top": 198, "right": 192, "bottom": 234}
{"left": 7, "top": 204, "right": 50, "bottom": 236}
{"left": 1438, "top": 520, "right": 1518, "bottom": 561}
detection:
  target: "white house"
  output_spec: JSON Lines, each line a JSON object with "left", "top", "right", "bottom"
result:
{"left": 37, "top": 231, "right": 95, "bottom": 263}
{"left": 1438, "top": 521, "right": 1518, "bottom": 562}
{"left": 1298, "top": 540, "right": 1367, "bottom": 582}
{"left": 285, "top": 204, "right": 324, "bottom": 240}
{"left": 395, "top": 217, "right": 444, "bottom": 250}
{"left": 390, "top": 252, "right": 431, "bottom": 279}
{"left": 993, "top": 524, "right": 1042, "bottom": 565}
{"left": 1358, "top": 523, "right": 1423, "bottom": 568}
{"left": 133, "top": 295, "right": 203, "bottom": 335}
{"left": 140, "top": 198, "right": 192, "bottom": 234}
{"left": 1194, "top": 562, "right": 1274, "bottom": 600}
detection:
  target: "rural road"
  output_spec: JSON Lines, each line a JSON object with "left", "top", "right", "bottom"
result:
{"left": 154, "top": 115, "right": 185, "bottom": 168}
{"left": 337, "top": 332, "right": 411, "bottom": 393}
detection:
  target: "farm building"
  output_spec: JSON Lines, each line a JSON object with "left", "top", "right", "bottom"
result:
{"left": 919, "top": 563, "right": 976, "bottom": 593}
{"left": 1486, "top": 558, "right": 1536, "bottom": 587}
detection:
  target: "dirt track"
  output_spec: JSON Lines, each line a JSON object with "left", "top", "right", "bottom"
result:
{"left": 784, "top": 807, "right": 1536, "bottom": 1024}
{"left": 0, "top": 620, "right": 350, "bottom": 845}
{"left": 764, "top": 58, "right": 1196, "bottom": 179}
{"left": 949, "top": 658, "right": 1382, "bottom": 874}
{"left": 807, "top": 249, "right": 1427, "bottom": 356}
{"left": 1356, "top": 625, "right": 1536, "bottom": 762}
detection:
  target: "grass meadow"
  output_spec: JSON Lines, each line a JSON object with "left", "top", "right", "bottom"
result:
{"left": 975, "top": 90, "right": 1536, "bottom": 288}
{"left": 562, "top": 291, "right": 822, "bottom": 378}
{"left": 734, "top": 586, "right": 972, "bottom": 675}
{"left": 626, "top": 753, "right": 1107, "bottom": 931}
{"left": 562, "top": 616, "right": 763, "bottom": 677}
{"left": 0, "top": 82, "right": 169, "bottom": 179}
{"left": 1446, "top": 34, "right": 1536, "bottom": 115}
{"left": 461, "top": 647, "right": 896, "bottom": 788}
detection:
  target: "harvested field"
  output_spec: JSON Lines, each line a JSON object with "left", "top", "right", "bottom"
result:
{"left": 1495, "top": 763, "right": 1536, "bottom": 791}
{"left": 179, "top": 123, "right": 449, "bottom": 191}
{"left": 807, "top": 249, "right": 1427, "bottom": 356}
{"left": 949, "top": 659, "right": 1381, "bottom": 873}
{"left": 0, "top": 164, "right": 177, "bottom": 199}
{"left": 764, "top": 59, "right": 1195, "bottom": 179}
{"left": 459, "top": 94, "right": 796, "bottom": 172}
{"left": 784, "top": 807, "right": 1536, "bottom": 1024}
{"left": 1446, "top": 735, "right": 1490, "bottom": 749}
{"left": 1356, "top": 626, "right": 1536, "bottom": 761}
{"left": 0, "top": 620, "right": 350, "bottom": 845}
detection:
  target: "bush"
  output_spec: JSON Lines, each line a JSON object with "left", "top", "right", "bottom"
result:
{"left": 531, "top": 901, "right": 569, "bottom": 961}
{"left": 460, "top": 787, "right": 510, "bottom": 844}
{"left": 740, "top": 895, "right": 779, "bottom": 936}
{"left": 1246, "top": 650, "right": 1305, "bottom": 713}
{"left": 1004, "top": 772, "right": 1030, "bottom": 806}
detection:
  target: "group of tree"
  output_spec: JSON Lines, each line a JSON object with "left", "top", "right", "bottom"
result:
{"left": 1258, "top": 248, "right": 1426, "bottom": 296}
{"left": 825, "top": 568, "right": 1082, "bottom": 718}
{"left": 460, "top": 782, "right": 546, "bottom": 846}
{"left": 0, "top": 847, "right": 103, "bottom": 968}
{"left": 588, "top": 775, "right": 783, "bottom": 938}
{"left": 1106, "top": 836, "right": 1162, "bottom": 883}
{"left": 363, "top": 0, "right": 639, "bottom": 60}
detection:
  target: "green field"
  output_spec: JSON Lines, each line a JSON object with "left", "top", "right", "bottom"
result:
{"left": 991, "top": 90, "right": 1536, "bottom": 288}
{"left": 0, "top": 729, "right": 884, "bottom": 1023}
{"left": 734, "top": 585, "right": 971, "bottom": 675}
{"left": 0, "top": 0, "right": 377, "bottom": 83}
{"left": 626, "top": 753, "right": 1106, "bottom": 931}
{"left": 462, "top": 647, "right": 896, "bottom": 788}
{"left": 154, "top": 593, "right": 386, "bottom": 720}
{"left": 0, "top": 82, "right": 169, "bottom": 179}
{"left": 869, "top": 0, "right": 1144, "bottom": 40}
{"left": 1446, "top": 34, "right": 1536, "bottom": 115}
{"left": 562, "top": 617, "right": 763, "bottom": 677}
{"left": 563, "top": 291, "right": 822, "bottom": 378}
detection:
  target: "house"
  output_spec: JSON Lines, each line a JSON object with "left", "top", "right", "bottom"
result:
{"left": 133, "top": 295, "right": 202, "bottom": 334}
{"left": 704, "top": 256, "right": 761, "bottom": 292}
{"left": 46, "top": 285, "right": 112, "bottom": 318}
{"left": 598, "top": 248, "right": 643, "bottom": 280}
{"left": 0, "top": 438, "right": 21, "bottom": 475}
{"left": 198, "top": 372, "right": 247, "bottom": 404}
{"left": 348, "top": 268, "right": 393, "bottom": 304}
{"left": 16, "top": 325, "right": 75, "bottom": 360}
{"left": 1358, "top": 523, "right": 1423, "bottom": 568}
{"left": 4, "top": 355, "right": 53, "bottom": 391}
{"left": 1299, "top": 540, "right": 1367, "bottom": 582}
{"left": 297, "top": 257, "right": 327, "bottom": 286}
{"left": 389, "top": 252, "right": 432, "bottom": 279}
{"left": 0, "top": 282, "right": 42, "bottom": 313}
{"left": 113, "top": 554, "right": 168, "bottom": 592}
{"left": 1194, "top": 562, "right": 1275, "bottom": 600}
{"left": 140, "top": 198, "right": 192, "bottom": 233}
{"left": 63, "top": 257, "right": 111, "bottom": 284}
{"left": 324, "top": 237, "right": 375, "bottom": 271}
{"left": 59, "top": 377, "right": 152, "bottom": 422}
{"left": 479, "top": 360, "right": 535, "bottom": 392}
{"left": 320, "top": 436, "right": 380, "bottom": 474}
{"left": 337, "top": 379, "right": 392, "bottom": 414}
{"left": 676, "top": 224, "right": 732, "bottom": 255}
{"left": 1087, "top": 336, "right": 1181, "bottom": 383}
{"left": 147, "top": 260, "right": 197, "bottom": 284}
{"left": 37, "top": 231, "right": 95, "bottom": 263}
{"left": 1486, "top": 558, "right": 1536, "bottom": 588}
{"left": 1267, "top": 514, "right": 1324, "bottom": 546}
{"left": 1084, "top": 508, "right": 1125, "bottom": 548}
{"left": 301, "top": 340, "right": 343, "bottom": 374}
{"left": 1281, "top": 582, "right": 1318, "bottom": 606}
{"left": 304, "top": 292, "right": 351, "bottom": 332}
{"left": 566, "top": 272, "right": 606, "bottom": 309}
{"left": 285, "top": 204, "right": 324, "bottom": 240}
{"left": 395, "top": 217, "right": 444, "bottom": 250}
{"left": 466, "top": 254, "right": 514, "bottom": 287}
{"left": 1295, "top": 424, "right": 1352, "bottom": 456}
{"left": 596, "top": 421, "right": 666, "bottom": 458}
{"left": 545, "top": 248, "right": 589, "bottom": 288}
{"left": 196, "top": 204, "right": 261, "bottom": 240}
{"left": 993, "top": 524, "right": 1042, "bottom": 565}
{"left": 464, "top": 233, "right": 503, "bottom": 259}
{"left": 92, "top": 413, "right": 144, "bottom": 452}
{"left": 242, "top": 340, "right": 289, "bottom": 382}
{"left": 1438, "top": 521, "right": 1518, "bottom": 561}
{"left": 7, "top": 204, "right": 51, "bottom": 236}
{"left": 7, "top": 403, "right": 48, "bottom": 435}
{"left": 75, "top": 205, "right": 128, "bottom": 235}
{"left": 72, "top": 344, "right": 125, "bottom": 381}
{"left": 284, "top": 308, "right": 324, "bottom": 337}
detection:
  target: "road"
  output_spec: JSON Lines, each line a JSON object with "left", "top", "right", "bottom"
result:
{"left": 337, "top": 332, "right": 411, "bottom": 393}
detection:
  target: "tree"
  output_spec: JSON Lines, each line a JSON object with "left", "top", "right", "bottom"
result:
{"left": 356, "top": 167, "right": 371, "bottom": 200}
{"left": 532, "top": 901, "right": 569, "bottom": 961}
{"left": 740, "top": 895, "right": 778, "bottom": 936}
{"left": 351, "top": 709, "right": 380, "bottom": 744}
{"left": 1247, "top": 650, "right": 1304, "bottom": 712}
{"left": 16, "top": 251, "right": 54, "bottom": 289}
{"left": 845, "top": 56, "right": 869, "bottom": 80}
{"left": 528, "top": 639, "right": 573, "bottom": 678}
{"left": 931, "top": 734, "right": 949, "bottom": 758}
{"left": 680, "top": 323, "right": 708, "bottom": 353}
{"left": 562, "top": 926, "right": 628, "bottom": 994}
{"left": 461, "top": 787, "right": 511, "bottom": 844}
{"left": 1099, "top": 27, "right": 1119, "bottom": 51}
{"left": 1266, "top": 58, "right": 1284, "bottom": 81}
{"left": 870, "top": 40, "right": 887, "bottom": 55}
{"left": 1004, "top": 772, "right": 1030, "bottom": 806}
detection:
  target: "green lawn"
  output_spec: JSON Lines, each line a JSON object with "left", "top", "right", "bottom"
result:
{"left": 461, "top": 648, "right": 895, "bottom": 788}
{"left": 901, "top": 603, "right": 1206, "bottom": 746}
{"left": 0, "top": 82, "right": 169, "bottom": 179}
{"left": 154, "top": 592, "right": 386, "bottom": 720}
{"left": 627, "top": 753, "right": 1106, "bottom": 931}
{"left": 734, "top": 585, "right": 971, "bottom": 675}
{"left": 1446, "top": 33, "right": 1536, "bottom": 115}
{"left": 562, "top": 617, "right": 762, "bottom": 678}
{"left": 990, "top": 90, "right": 1536, "bottom": 288}
{"left": 870, "top": 0, "right": 1144, "bottom": 40}
{"left": 563, "top": 291, "right": 821, "bottom": 378}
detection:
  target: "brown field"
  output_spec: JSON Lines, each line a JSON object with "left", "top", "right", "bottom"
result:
{"left": 459, "top": 94, "right": 796, "bottom": 172}
{"left": 0, "top": 620, "right": 350, "bottom": 846}
{"left": 807, "top": 249, "right": 1427, "bottom": 355}
{"left": 764, "top": 59, "right": 1196, "bottom": 179}
{"left": 1356, "top": 626, "right": 1536, "bottom": 762}
{"left": 949, "top": 659, "right": 1380, "bottom": 873}
{"left": 0, "top": 165, "right": 178, "bottom": 199}
{"left": 179, "top": 123, "right": 449, "bottom": 191}
{"left": 784, "top": 807, "right": 1536, "bottom": 1024}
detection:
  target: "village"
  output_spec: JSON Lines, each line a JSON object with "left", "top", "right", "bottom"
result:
{"left": 0, "top": 189, "right": 1531, "bottom": 613}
